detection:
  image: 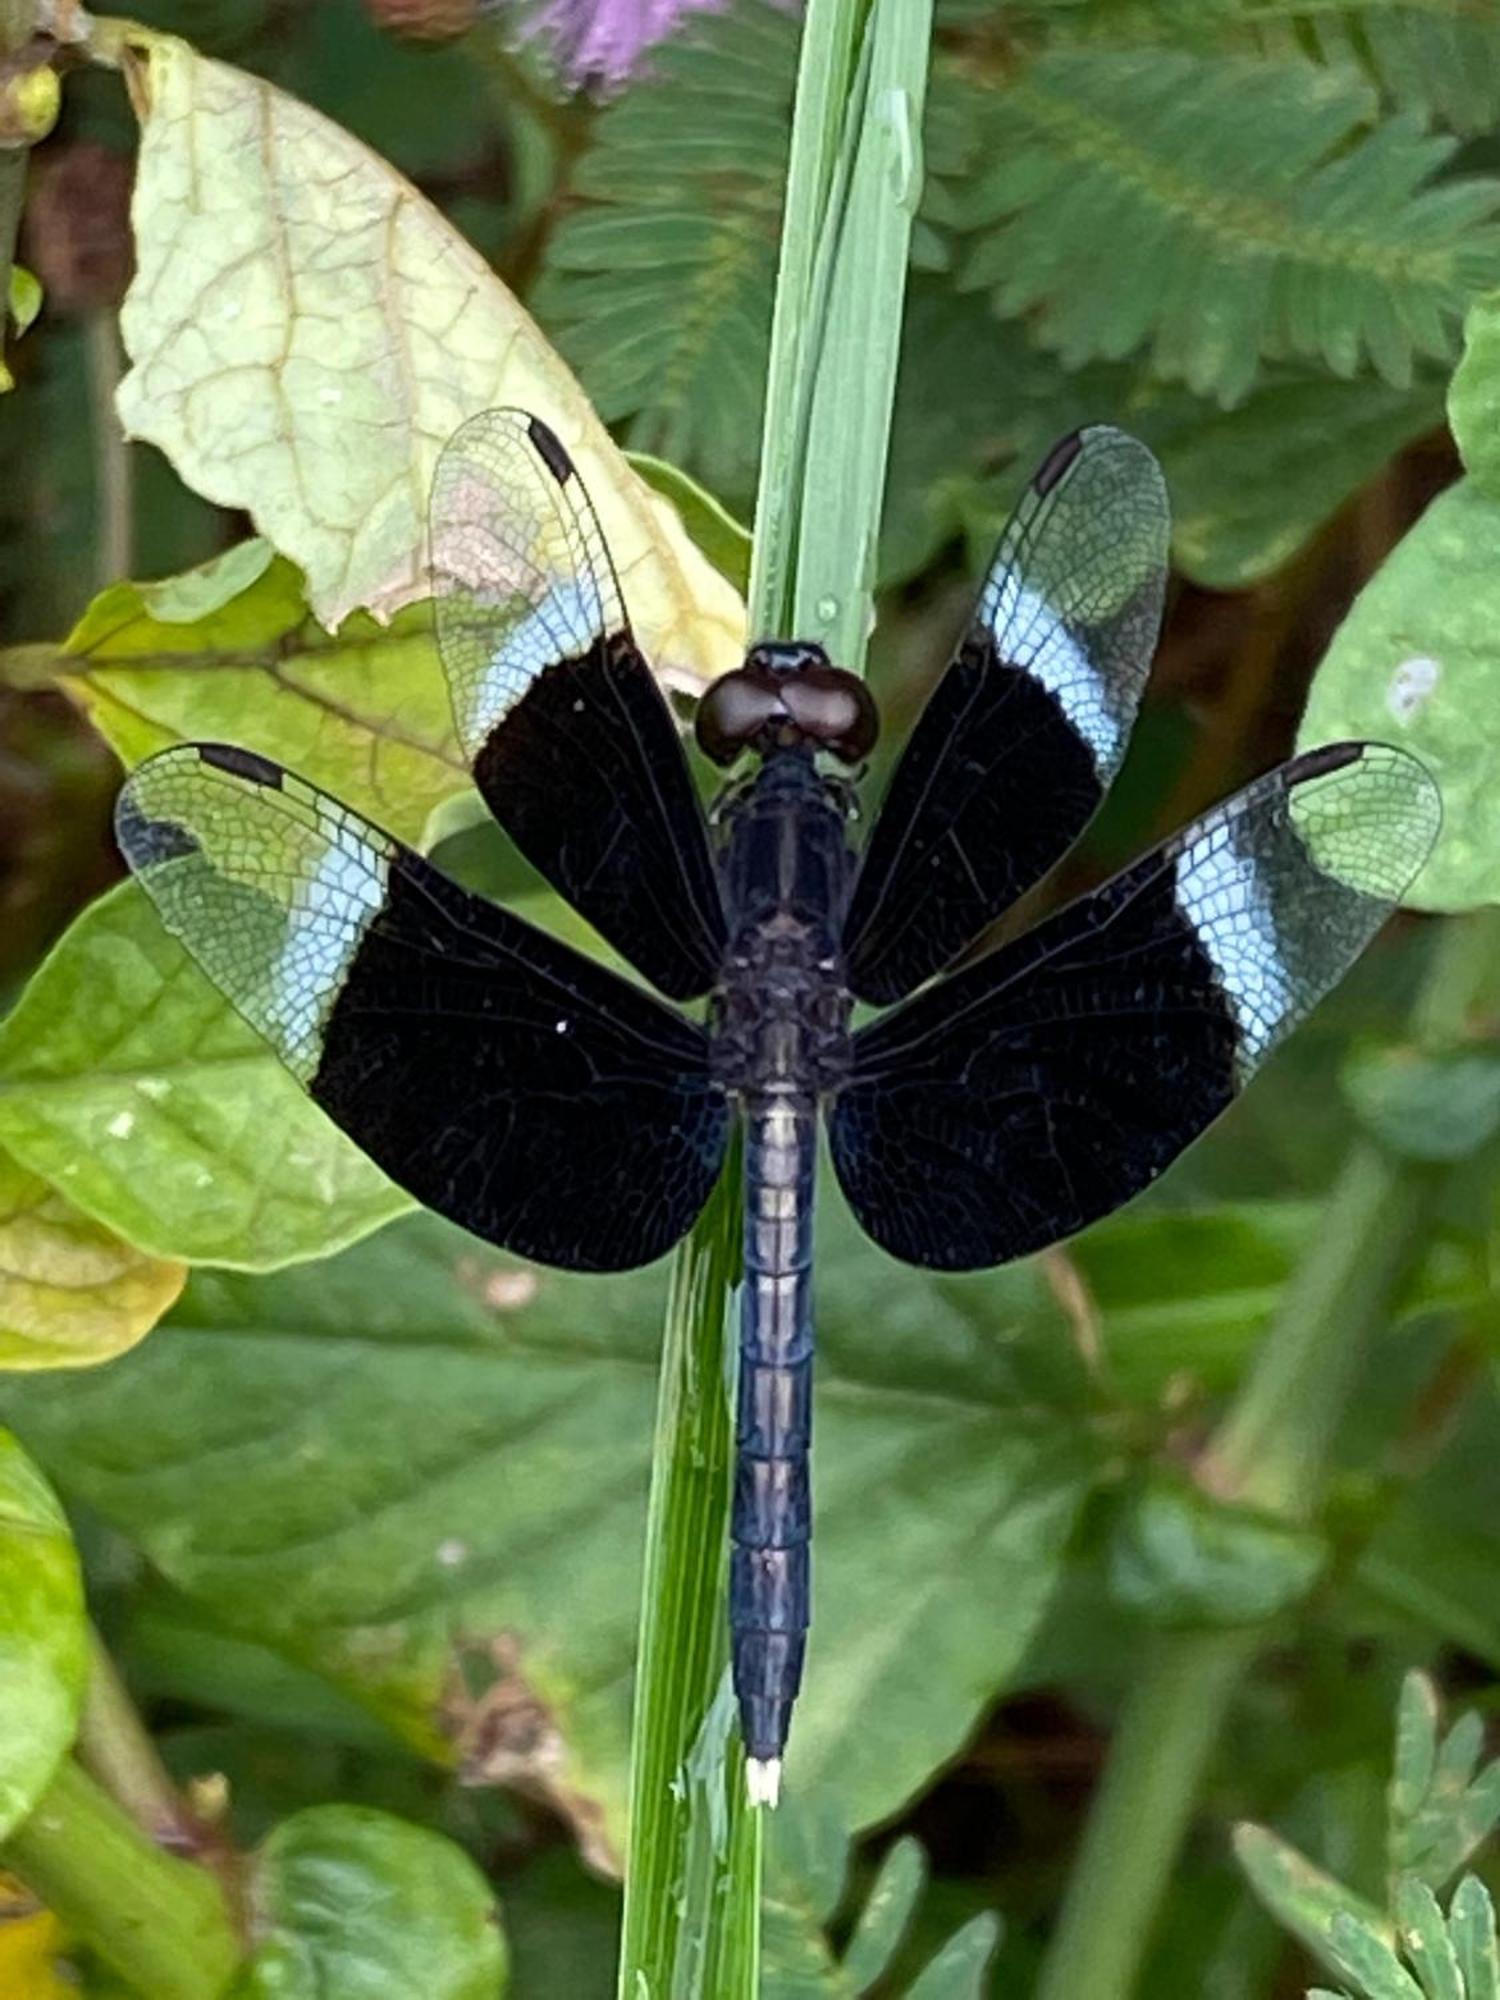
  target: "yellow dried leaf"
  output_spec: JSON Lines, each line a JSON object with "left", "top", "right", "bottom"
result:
{"left": 116, "top": 31, "right": 745, "bottom": 677}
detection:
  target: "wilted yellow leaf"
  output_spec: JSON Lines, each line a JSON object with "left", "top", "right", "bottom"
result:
{"left": 115, "top": 31, "right": 745, "bottom": 677}
{"left": 0, "top": 1897, "right": 72, "bottom": 2000}
{"left": 0, "top": 1150, "right": 184, "bottom": 1370}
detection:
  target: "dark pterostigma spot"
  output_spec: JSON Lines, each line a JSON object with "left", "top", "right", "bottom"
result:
{"left": 198, "top": 742, "right": 286, "bottom": 787}
{"left": 1293, "top": 741, "right": 1363, "bottom": 781}
{"left": 527, "top": 415, "right": 575, "bottom": 485}
{"left": 1034, "top": 428, "right": 1085, "bottom": 496}
{"left": 115, "top": 791, "right": 199, "bottom": 865}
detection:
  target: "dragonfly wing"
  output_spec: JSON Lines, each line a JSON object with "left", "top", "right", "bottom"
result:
{"left": 831, "top": 744, "right": 1439, "bottom": 1269}
{"left": 116, "top": 744, "right": 729, "bottom": 1270}
{"left": 431, "top": 408, "right": 726, "bottom": 1000}
{"left": 843, "top": 427, "right": 1170, "bottom": 1005}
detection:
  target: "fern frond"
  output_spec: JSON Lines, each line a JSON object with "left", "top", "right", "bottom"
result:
{"left": 534, "top": 1, "right": 797, "bottom": 504}
{"left": 962, "top": 1, "right": 1500, "bottom": 136}
{"left": 952, "top": 48, "right": 1500, "bottom": 404}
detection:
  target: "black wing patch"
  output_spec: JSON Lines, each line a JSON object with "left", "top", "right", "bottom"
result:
{"left": 842, "top": 427, "right": 1170, "bottom": 1005}
{"left": 116, "top": 745, "right": 729, "bottom": 1271}
{"left": 430, "top": 408, "right": 727, "bottom": 1000}
{"left": 831, "top": 744, "right": 1439, "bottom": 1270}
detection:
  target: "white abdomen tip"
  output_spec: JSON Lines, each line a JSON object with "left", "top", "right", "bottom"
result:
{"left": 745, "top": 1757, "right": 782, "bottom": 1808}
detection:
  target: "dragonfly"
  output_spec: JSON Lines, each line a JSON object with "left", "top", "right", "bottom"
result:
{"left": 117, "top": 410, "right": 1439, "bottom": 1807}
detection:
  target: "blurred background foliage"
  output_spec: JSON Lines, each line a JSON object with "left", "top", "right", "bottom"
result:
{"left": 1, "top": 1, "right": 1500, "bottom": 1996}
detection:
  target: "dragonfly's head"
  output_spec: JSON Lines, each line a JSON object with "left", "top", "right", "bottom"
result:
{"left": 695, "top": 640, "right": 879, "bottom": 767}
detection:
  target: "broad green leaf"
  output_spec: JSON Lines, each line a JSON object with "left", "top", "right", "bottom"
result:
{"left": 1450, "top": 291, "right": 1500, "bottom": 490}
{"left": 1107, "top": 1473, "right": 1326, "bottom": 1628}
{"left": 0, "top": 1203, "right": 1096, "bottom": 1849}
{"left": 1234, "top": 1823, "right": 1390, "bottom": 1984}
{"left": 0, "top": 1430, "right": 87, "bottom": 1842}
{"left": 0, "top": 1149, "right": 184, "bottom": 1370}
{"left": 115, "top": 29, "right": 745, "bottom": 673}
{"left": 1298, "top": 477, "right": 1500, "bottom": 913}
{"left": 0, "top": 881, "right": 410, "bottom": 1271}
{"left": 232, "top": 1804, "right": 505, "bottom": 2000}
{"left": 57, "top": 555, "right": 465, "bottom": 844}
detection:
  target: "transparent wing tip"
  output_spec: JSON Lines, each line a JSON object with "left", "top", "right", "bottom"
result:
{"left": 1290, "top": 740, "right": 1442, "bottom": 902}
{"left": 745, "top": 1757, "right": 782, "bottom": 1809}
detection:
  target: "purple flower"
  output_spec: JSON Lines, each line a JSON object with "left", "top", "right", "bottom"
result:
{"left": 507, "top": 0, "right": 726, "bottom": 90}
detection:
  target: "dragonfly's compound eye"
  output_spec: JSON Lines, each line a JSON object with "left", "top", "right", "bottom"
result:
{"left": 779, "top": 665, "right": 879, "bottom": 763}
{"left": 695, "top": 669, "right": 789, "bottom": 765}
{"left": 696, "top": 650, "right": 880, "bottom": 765}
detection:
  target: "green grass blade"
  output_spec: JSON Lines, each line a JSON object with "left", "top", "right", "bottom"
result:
{"left": 794, "top": 0, "right": 934, "bottom": 663}
{"left": 617, "top": 2, "right": 933, "bottom": 1990}
{"left": 616, "top": 1151, "right": 754, "bottom": 1997}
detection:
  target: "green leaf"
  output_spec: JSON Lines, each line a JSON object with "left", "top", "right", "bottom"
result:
{"left": 8, "top": 265, "right": 41, "bottom": 338}
{"left": 954, "top": 49, "right": 1500, "bottom": 404}
{"left": 762, "top": 1799, "right": 852, "bottom": 1996}
{"left": 0, "top": 1203, "right": 1096, "bottom": 1848}
{"left": 115, "top": 28, "right": 744, "bottom": 674}
{"left": 841, "top": 1838, "right": 924, "bottom": 1989}
{"left": 57, "top": 555, "right": 465, "bottom": 845}
{"left": 1235, "top": 1822, "right": 1391, "bottom": 1977}
{"left": 1394, "top": 1876, "right": 1463, "bottom": 2000}
{"left": 1298, "top": 477, "right": 1500, "bottom": 914}
{"left": 0, "top": 881, "right": 410, "bottom": 1270}
{"left": 1107, "top": 1472, "right": 1327, "bottom": 1628}
{"left": 231, "top": 1804, "right": 505, "bottom": 1999}
{"left": 627, "top": 453, "right": 752, "bottom": 596}
{"left": 1449, "top": 1876, "right": 1500, "bottom": 2000}
{"left": 537, "top": 1, "right": 797, "bottom": 505}
{"left": 881, "top": 274, "right": 1442, "bottom": 595}
{"left": 1391, "top": 1673, "right": 1441, "bottom": 1836}
{"left": 1386, "top": 1685, "right": 1500, "bottom": 1892}
{"left": 902, "top": 1913, "right": 1001, "bottom": 1997}
{"left": 1006, "top": 1, "right": 1500, "bottom": 139}
{"left": 0, "top": 1149, "right": 184, "bottom": 1371}
{"left": 1326, "top": 1912, "right": 1425, "bottom": 2000}
{"left": 1344, "top": 1048, "right": 1500, "bottom": 1163}
{"left": 0, "top": 1430, "right": 87, "bottom": 1842}
{"left": 136, "top": 539, "right": 276, "bottom": 623}
{"left": 789, "top": 0, "right": 934, "bottom": 666}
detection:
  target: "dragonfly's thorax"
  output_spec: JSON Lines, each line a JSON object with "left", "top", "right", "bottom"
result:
{"left": 710, "top": 749, "right": 857, "bottom": 1097}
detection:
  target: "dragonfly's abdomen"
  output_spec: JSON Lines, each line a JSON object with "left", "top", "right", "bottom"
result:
{"left": 709, "top": 747, "right": 857, "bottom": 1802}
{"left": 733, "top": 1094, "right": 816, "bottom": 1791}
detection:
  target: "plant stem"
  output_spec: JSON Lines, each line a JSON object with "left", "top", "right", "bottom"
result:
{"left": 1035, "top": 909, "right": 1500, "bottom": 2000}
{"left": 76, "top": 1630, "right": 203, "bottom": 1855}
{"left": 1, "top": 1759, "right": 240, "bottom": 2000}
{"left": 85, "top": 311, "right": 133, "bottom": 587}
